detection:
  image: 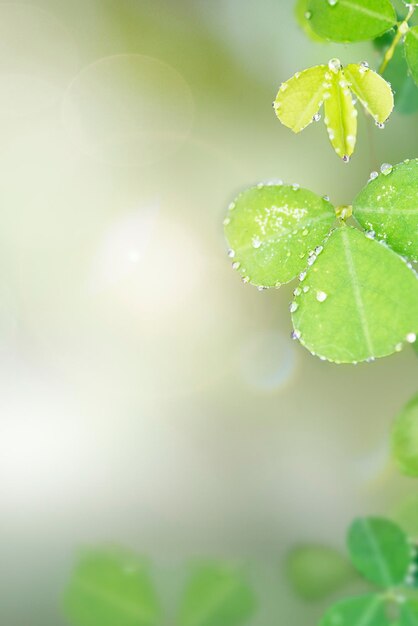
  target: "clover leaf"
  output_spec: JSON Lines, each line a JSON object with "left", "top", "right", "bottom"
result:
{"left": 320, "top": 595, "right": 392, "bottom": 626}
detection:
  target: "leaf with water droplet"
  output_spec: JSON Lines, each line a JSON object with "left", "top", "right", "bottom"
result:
{"left": 323, "top": 69, "right": 357, "bottom": 160}
{"left": 319, "top": 595, "right": 392, "bottom": 626}
{"left": 63, "top": 548, "right": 161, "bottom": 626}
{"left": 178, "top": 563, "right": 256, "bottom": 626}
{"left": 224, "top": 184, "right": 335, "bottom": 288}
{"left": 307, "top": 0, "right": 396, "bottom": 42}
{"left": 353, "top": 159, "right": 418, "bottom": 262}
{"left": 274, "top": 65, "right": 328, "bottom": 133}
{"left": 392, "top": 393, "right": 418, "bottom": 477}
{"left": 347, "top": 517, "right": 410, "bottom": 587}
{"left": 291, "top": 225, "right": 418, "bottom": 363}
{"left": 286, "top": 545, "right": 357, "bottom": 601}
{"left": 343, "top": 64, "right": 394, "bottom": 124}
{"left": 405, "top": 26, "right": 418, "bottom": 87}
{"left": 294, "top": 0, "right": 324, "bottom": 41}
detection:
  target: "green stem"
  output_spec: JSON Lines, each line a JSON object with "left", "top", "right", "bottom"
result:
{"left": 379, "top": 4, "right": 416, "bottom": 75}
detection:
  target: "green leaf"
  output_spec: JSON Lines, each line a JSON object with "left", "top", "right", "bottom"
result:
{"left": 224, "top": 183, "right": 335, "bottom": 288}
{"left": 294, "top": 0, "right": 324, "bottom": 41}
{"left": 353, "top": 158, "right": 418, "bottom": 262}
{"left": 286, "top": 544, "right": 357, "bottom": 601}
{"left": 347, "top": 517, "right": 411, "bottom": 587}
{"left": 274, "top": 65, "right": 328, "bottom": 132}
{"left": 382, "top": 44, "right": 418, "bottom": 115}
{"left": 63, "top": 548, "right": 161, "bottom": 626}
{"left": 392, "top": 393, "right": 418, "bottom": 477}
{"left": 320, "top": 595, "right": 391, "bottom": 626}
{"left": 405, "top": 26, "right": 418, "bottom": 86}
{"left": 400, "top": 599, "right": 418, "bottom": 625}
{"left": 344, "top": 64, "right": 394, "bottom": 124}
{"left": 178, "top": 563, "right": 256, "bottom": 626}
{"left": 323, "top": 65, "right": 357, "bottom": 161}
{"left": 307, "top": 0, "right": 397, "bottom": 43}
{"left": 291, "top": 225, "right": 418, "bottom": 363}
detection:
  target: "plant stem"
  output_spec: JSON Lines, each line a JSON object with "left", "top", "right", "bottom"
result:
{"left": 379, "top": 4, "right": 416, "bottom": 75}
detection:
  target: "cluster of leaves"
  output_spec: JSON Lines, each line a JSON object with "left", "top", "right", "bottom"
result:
{"left": 64, "top": 548, "right": 256, "bottom": 626}
{"left": 289, "top": 517, "right": 418, "bottom": 626}
{"left": 224, "top": 159, "right": 418, "bottom": 364}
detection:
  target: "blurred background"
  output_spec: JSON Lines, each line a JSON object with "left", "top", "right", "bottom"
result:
{"left": 0, "top": 0, "right": 417, "bottom": 624}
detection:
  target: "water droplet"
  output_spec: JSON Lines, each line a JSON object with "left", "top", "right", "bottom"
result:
{"left": 232, "top": 261, "right": 240, "bottom": 270}
{"left": 380, "top": 162, "right": 392, "bottom": 175}
{"left": 304, "top": 10, "right": 312, "bottom": 19}
{"left": 368, "top": 171, "right": 378, "bottom": 182}
{"left": 323, "top": 92, "right": 331, "bottom": 100}
{"left": 342, "top": 155, "right": 350, "bottom": 163}
{"left": 242, "top": 276, "right": 249, "bottom": 284}
{"left": 295, "top": 72, "right": 301, "bottom": 79}
{"left": 360, "top": 61, "right": 369, "bottom": 69}
{"left": 315, "top": 245, "right": 323, "bottom": 255}
{"left": 313, "top": 112, "right": 321, "bottom": 122}
{"left": 406, "top": 332, "right": 417, "bottom": 344}
{"left": 291, "top": 329, "right": 301, "bottom": 341}
{"left": 328, "top": 57, "right": 341, "bottom": 72}
{"left": 299, "top": 271, "right": 306, "bottom": 282}
{"left": 289, "top": 302, "right": 298, "bottom": 313}
{"left": 292, "top": 183, "right": 300, "bottom": 191}
{"left": 293, "top": 287, "right": 301, "bottom": 297}
{"left": 395, "top": 342, "right": 403, "bottom": 352}
{"left": 323, "top": 195, "right": 330, "bottom": 202}
{"left": 307, "top": 254, "right": 316, "bottom": 266}
{"left": 252, "top": 236, "right": 261, "bottom": 249}
{"left": 376, "top": 121, "right": 385, "bottom": 129}
{"left": 365, "top": 230, "right": 376, "bottom": 239}
{"left": 257, "top": 285, "right": 266, "bottom": 292}
{"left": 223, "top": 217, "right": 231, "bottom": 225}
{"left": 303, "top": 286, "right": 310, "bottom": 293}
{"left": 316, "top": 290, "right": 328, "bottom": 302}
{"left": 302, "top": 228, "right": 308, "bottom": 236}
{"left": 281, "top": 83, "right": 288, "bottom": 92}
{"left": 228, "top": 201, "right": 236, "bottom": 211}
{"left": 228, "top": 249, "right": 235, "bottom": 258}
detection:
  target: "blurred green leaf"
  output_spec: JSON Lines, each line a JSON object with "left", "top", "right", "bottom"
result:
{"left": 323, "top": 66, "right": 357, "bottom": 160}
{"left": 347, "top": 517, "right": 410, "bottom": 587}
{"left": 286, "top": 544, "right": 357, "bottom": 601}
{"left": 307, "top": 0, "right": 397, "bottom": 43}
{"left": 382, "top": 44, "right": 418, "bottom": 115}
{"left": 405, "top": 26, "right": 418, "bottom": 86}
{"left": 294, "top": 0, "right": 324, "bottom": 41}
{"left": 344, "top": 64, "right": 394, "bottom": 124}
{"left": 353, "top": 158, "right": 418, "bottom": 262}
{"left": 400, "top": 599, "right": 418, "bottom": 624}
{"left": 320, "top": 594, "right": 391, "bottom": 626}
{"left": 291, "top": 225, "right": 418, "bottom": 363}
{"left": 224, "top": 184, "right": 335, "bottom": 288}
{"left": 178, "top": 563, "right": 256, "bottom": 626}
{"left": 392, "top": 393, "right": 418, "bottom": 477}
{"left": 274, "top": 65, "right": 328, "bottom": 133}
{"left": 64, "top": 548, "right": 161, "bottom": 626}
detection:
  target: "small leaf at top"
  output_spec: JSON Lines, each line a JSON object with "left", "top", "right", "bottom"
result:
{"left": 274, "top": 65, "right": 328, "bottom": 133}
{"left": 178, "top": 563, "right": 256, "bottom": 626}
{"left": 224, "top": 183, "right": 335, "bottom": 288}
{"left": 320, "top": 594, "right": 392, "bottom": 626}
{"left": 307, "top": 0, "right": 397, "bottom": 43}
{"left": 286, "top": 544, "right": 357, "bottom": 601}
{"left": 323, "top": 65, "right": 357, "bottom": 161}
{"left": 392, "top": 393, "right": 418, "bottom": 477}
{"left": 344, "top": 64, "right": 394, "bottom": 125}
{"left": 291, "top": 225, "right": 418, "bottom": 363}
{"left": 405, "top": 26, "right": 418, "bottom": 87}
{"left": 347, "top": 517, "right": 411, "bottom": 587}
{"left": 353, "top": 158, "right": 418, "bottom": 262}
{"left": 63, "top": 547, "right": 161, "bottom": 626}
{"left": 400, "top": 599, "right": 418, "bottom": 625}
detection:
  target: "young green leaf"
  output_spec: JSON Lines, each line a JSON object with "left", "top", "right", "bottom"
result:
{"left": 224, "top": 184, "right": 335, "bottom": 288}
{"left": 295, "top": 0, "right": 324, "bottom": 42}
{"left": 405, "top": 26, "right": 418, "bottom": 87}
{"left": 291, "top": 225, "right": 418, "bottom": 363}
{"left": 178, "top": 563, "right": 256, "bottom": 626}
{"left": 353, "top": 159, "right": 418, "bottom": 262}
{"left": 63, "top": 548, "right": 161, "bottom": 626}
{"left": 347, "top": 517, "right": 411, "bottom": 587}
{"left": 286, "top": 544, "right": 357, "bottom": 601}
{"left": 382, "top": 45, "right": 418, "bottom": 115}
{"left": 320, "top": 595, "right": 391, "bottom": 626}
{"left": 344, "top": 64, "right": 394, "bottom": 125}
{"left": 400, "top": 599, "right": 418, "bottom": 625}
{"left": 274, "top": 65, "right": 328, "bottom": 132}
{"left": 307, "top": 0, "right": 397, "bottom": 43}
{"left": 323, "top": 67, "right": 357, "bottom": 161}
{"left": 392, "top": 393, "right": 418, "bottom": 477}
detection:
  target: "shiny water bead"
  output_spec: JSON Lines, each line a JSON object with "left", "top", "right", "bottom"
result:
{"left": 316, "top": 290, "right": 328, "bottom": 302}
{"left": 228, "top": 249, "right": 235, "bottom": 258}
{"left": 328, "top": 58, "right": 341, "bottom": 73}
{"left": 380, "top": 163, "right": 393, "bottom": 175}
{"left": 289, "top": 302, "right": 299, "bottom": 313}
{"left": 368, "top": 171, "right": 378, "bottom": 182}
{"left": 328, "top": 0, "right": 338, "bottom": 8}
{"left": 407, "top": 333, "right": 417, "bottom": 344}
{"left": 343, "top": 155, "right": 350, "bottom": 163}
{"left": 232, "top": 261, "right": 240, "bottom": 270}
{"left": 305, "top": 11, "right": 312, "bottom": 19}
{"left": 313, "top": 113, "right": 321, "bottom": 122}
{"left": 293, "top": 287, "right": 302, "bottom": 296}
{"left": 291, "top": 329, "right": 301, "bottom": 340}
{"left": 252, "top": 236, "right": 261, "bottom": 249}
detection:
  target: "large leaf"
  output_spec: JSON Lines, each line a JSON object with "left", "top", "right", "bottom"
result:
{"left": 344, "top": 64, "right": 394, "bottom": 124}
{"left": 291, "top": 225, "right": 418, "bottom": 363}
{"left": 224, "top": 184, "right": 335, "bottom": 288}
{"left": 178, "top": 563, "right": 256, "bottom": 626}
{"left": 353, "top": 159, "right": 418, "bottom": 262}
{"left": 307, "top": 0, "right": 397, "bottom": 43}
{"left": 405, "top": 26, "right": 418, "bottom": 87}
{"left": 286, "top": 544, "right": 357, "bottom": 601}
{"left": 274, "top": 65, "right": 328, "bottom": 132}
{"left": 392, "top": 393, "right": 418, "bottom": 477}
{"left": 63, "top": 548, "right": 161, "bottom": 626}
{"left": 320, "top": 595, "right": 391, "bottom": 626}
{"left": 400, "top": 599, "right": 418, "bottom": 625}
{"left": 324, "top": 67, "right": 357, "bottom": 161}
{"left": 347, "top": 517, "right": 411, "bottom": 587}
